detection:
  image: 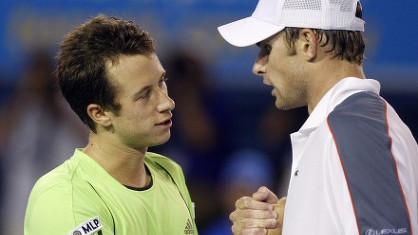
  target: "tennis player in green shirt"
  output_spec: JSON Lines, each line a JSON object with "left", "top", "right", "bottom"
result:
{"left": 24, "top": 15, "right": 197, "bottom": 235}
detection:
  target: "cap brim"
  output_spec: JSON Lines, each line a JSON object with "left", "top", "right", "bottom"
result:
{"left": 218, "top": 17, "right": 285, "bottom": 47}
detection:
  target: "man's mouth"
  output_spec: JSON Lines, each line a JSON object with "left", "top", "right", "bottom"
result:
{"left": 156, "top": 119, "right": 172, "bottom": 126}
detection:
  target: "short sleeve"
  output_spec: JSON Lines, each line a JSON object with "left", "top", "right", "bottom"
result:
{"left": 25, "top": 181, "right": 114, "bottom": 235}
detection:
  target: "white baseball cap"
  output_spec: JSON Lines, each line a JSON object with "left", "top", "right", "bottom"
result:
{"left": 218, "top": 0, "right": 365, "bottom": 47}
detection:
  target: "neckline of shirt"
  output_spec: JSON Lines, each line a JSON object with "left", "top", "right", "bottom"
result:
{"left": 73, "top": 148, "right": 157, "bottom": 193}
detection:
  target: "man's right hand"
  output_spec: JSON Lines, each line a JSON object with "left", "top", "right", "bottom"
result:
{"left": 229, "top": 187, "right": 286, "bottom": 235}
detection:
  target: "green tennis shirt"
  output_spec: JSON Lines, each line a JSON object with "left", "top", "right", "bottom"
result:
{"left": 24, "top": 149, "right": 197, "bottom": 235}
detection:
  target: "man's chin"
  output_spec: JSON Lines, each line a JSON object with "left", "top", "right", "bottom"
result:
{"left": 275, "top": 100, "right": 288, "bottom": 110}
{"left": 275, "top": 100, "right": 300, "bottom": 111}
{"left": 149, "top": 132, "right": 171, "bottom": 147}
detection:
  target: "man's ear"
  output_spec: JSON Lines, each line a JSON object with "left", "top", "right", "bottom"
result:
{"left": 86, "top": 104, "right": 113, "bottom": 129}
{"left": 297, "top": 28, "right": 319, "bottom": 62}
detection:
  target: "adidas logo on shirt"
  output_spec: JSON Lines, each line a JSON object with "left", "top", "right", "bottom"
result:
{"left": 184, "top": 219, "right": 195, "bottom": 234}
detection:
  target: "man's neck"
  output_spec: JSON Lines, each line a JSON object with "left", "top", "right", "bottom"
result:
{"left": 306, "top": 60, "right": 366, "bottom": 114}
{"left": 83, "top": 133, "right": 151, "bottom": 189}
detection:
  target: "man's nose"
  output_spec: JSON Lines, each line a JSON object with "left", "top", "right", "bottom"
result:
{"left": 157, "top": 90, "right": 175, "bottom": 113}
{"left": 252, "top": 56, "right": 267, "bottom": 76}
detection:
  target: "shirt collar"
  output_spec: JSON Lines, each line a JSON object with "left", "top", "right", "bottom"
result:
{"left": 297, "top": 77, "right": 381, "bottom": 134}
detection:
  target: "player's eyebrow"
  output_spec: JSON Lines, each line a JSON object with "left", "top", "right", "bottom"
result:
{"left": 257, "top": 37, "right": 271, "bottom": 48}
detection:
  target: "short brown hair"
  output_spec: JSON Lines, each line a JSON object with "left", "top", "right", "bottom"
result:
{"left": 56, "top": 15, "right": 155, "bottom": 132}
{"left": 283, "top": 2, "right": 365, "bottom": 64}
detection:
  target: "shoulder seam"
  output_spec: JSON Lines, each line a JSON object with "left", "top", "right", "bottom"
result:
{"left": 70, "top": 154, "right": 83, "bottom": 228}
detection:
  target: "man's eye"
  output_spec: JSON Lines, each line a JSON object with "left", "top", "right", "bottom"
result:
{"left": 140, "top": 90, "right": 151, "bottom": 99}
{"left": 264, "top": 44, "right": 272, "bottom": 55}
{"left": 159, "top": 77, "right": 168, "bottom": 86}
{"left": 258, "top": 44, "right": 272, "bottom": 59}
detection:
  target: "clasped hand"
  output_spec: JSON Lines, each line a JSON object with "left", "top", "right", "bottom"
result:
{"left": 229, "top": 187, "right": 286, "bottom": 235}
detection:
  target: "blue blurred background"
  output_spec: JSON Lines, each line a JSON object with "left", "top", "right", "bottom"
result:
{"left": 0, "top": 0, "right": 417, "bottom": 234}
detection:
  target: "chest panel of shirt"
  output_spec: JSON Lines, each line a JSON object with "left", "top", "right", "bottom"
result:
{"left": 85, "top": 163, "right": 193, "bottom": 235}
{"left": 285, "top": 124, "right": 356, "bottom": 234}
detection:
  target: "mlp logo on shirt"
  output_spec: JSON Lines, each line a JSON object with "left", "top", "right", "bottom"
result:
{"left": 184, "top": 218, "right": 195, "bottom": 234}
{"left": 69, "top": 217, "right": 103, "bottom": 235}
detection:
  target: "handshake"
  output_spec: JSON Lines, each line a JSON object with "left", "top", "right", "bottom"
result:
{"left": 230, "top": 187, "right": 286, "bottom": 235}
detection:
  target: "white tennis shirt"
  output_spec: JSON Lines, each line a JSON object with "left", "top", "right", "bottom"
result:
{"left": 283, "top": 77, "right": 418, "bottom": 235}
